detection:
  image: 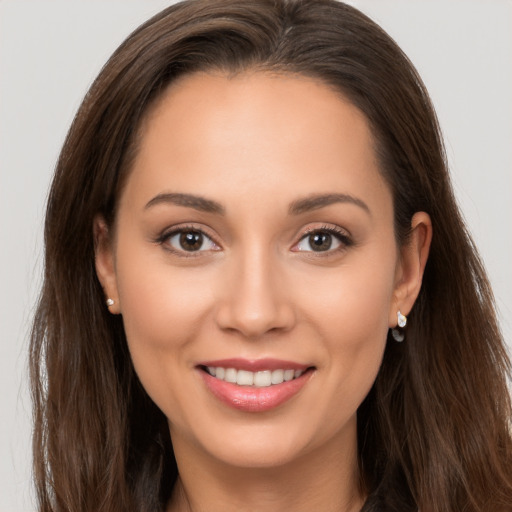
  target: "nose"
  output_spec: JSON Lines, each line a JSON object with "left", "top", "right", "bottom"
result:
{"left": 214, "top": 246, "right": 296, "bottom": 339}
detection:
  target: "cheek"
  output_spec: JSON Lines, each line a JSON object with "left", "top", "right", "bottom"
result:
{"left": 113, "top": 241, "right": 214, "bottom": 392}
{"left": 298, "top": 249, "right": 397, "bottom": 345}
{"left": 115, "top": 226, "right": 213, "bottom": 337}
{"left": 293, "top": 249, "right": 396, "bottom": 414}
{"left": 114, "top": 256, "right": 219, "bottom": 432}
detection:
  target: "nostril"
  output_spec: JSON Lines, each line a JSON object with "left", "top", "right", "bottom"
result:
{"left": 214, "top": 301, "right": 296, "bottom": 339}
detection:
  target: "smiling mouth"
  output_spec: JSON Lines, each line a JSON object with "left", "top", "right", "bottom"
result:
{"left": 197, "top": 360, "right": 315, "bottom": 411}
{"left": 201, "top": 366, "right": 310, "bottom": 387}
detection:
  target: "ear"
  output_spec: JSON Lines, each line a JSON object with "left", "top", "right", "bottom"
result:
{"left": 389, "top": 211, "right": 432, "bottom": 327}
{"left": 93, "top": 215, "right": 121, "bottom": 314}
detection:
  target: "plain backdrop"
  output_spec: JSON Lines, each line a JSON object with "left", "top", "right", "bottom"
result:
{"left": 1, "top": 1, "right": 511, "bottom": 510}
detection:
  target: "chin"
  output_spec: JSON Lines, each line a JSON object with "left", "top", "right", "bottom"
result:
{"left": 205, "top": 440, "right": 309, "bottom": 469}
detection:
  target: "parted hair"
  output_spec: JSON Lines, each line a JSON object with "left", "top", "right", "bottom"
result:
{"left": 30, "top": 1, "right": 512, "bottom": 511}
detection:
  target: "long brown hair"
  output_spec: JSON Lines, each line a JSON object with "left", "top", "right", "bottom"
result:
{"left": 30, "top": 1, "right": 512, "bottom": 511}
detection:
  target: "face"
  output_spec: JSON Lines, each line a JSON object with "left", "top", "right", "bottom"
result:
{"left": 96, "top": 71, "right": 424, "bottom": 470}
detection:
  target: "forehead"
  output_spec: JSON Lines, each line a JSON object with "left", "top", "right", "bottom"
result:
{"left": 121, "top": 71, "right": 391, "bottom": 216}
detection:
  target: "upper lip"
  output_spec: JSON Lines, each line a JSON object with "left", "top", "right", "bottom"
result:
{"left": 197, "top": 358, "right": 311, "bottom": 372}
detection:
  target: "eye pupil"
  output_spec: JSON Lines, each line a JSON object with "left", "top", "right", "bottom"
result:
{"left": 180, "top": 231, "right": 203, "bottom": 251}
{"left": 310, "top": 232, "right": 331, "bottom": 251}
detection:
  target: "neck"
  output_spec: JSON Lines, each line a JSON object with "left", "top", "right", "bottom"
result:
{"left": 166, "top": 422, "right": 364, "bottom": 512}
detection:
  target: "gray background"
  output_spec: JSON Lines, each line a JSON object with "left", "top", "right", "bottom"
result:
{"left": 1, "top": 1, "right": 511, "bottom": 510}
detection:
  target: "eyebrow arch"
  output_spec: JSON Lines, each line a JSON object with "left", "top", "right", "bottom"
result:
{"left": 288, "top": 193, "right": 371, "bottom": 216}
{"left": 144, "top": 192, "right": 225, "bottom": 215}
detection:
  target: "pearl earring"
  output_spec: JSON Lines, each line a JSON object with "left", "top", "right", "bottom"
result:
{"left": 106, "top": 298, "right": 115, "bottom": 307}
{"left": 391, "top": 310, "right": 407, "bottom": 342}
{"left": 397, "top": 310, "right": 407, "bottom": 328}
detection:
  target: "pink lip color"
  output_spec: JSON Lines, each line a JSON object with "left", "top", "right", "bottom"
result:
{"left": 198, "top": 364, "right": 313, "bottom": 413}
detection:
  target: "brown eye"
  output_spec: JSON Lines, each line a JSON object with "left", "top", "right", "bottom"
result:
{"left": 308, "top": 232, "right": 333, "bottom": 252}
{"left": 294, "top": 227, "right": 351, "bottom": 254}
{"left": 179, "top": 231, "right": 204, "bottom": 251}
{"left": 166, "top": 229, "right": 218, "bottom": 253}
{"left": 297, "top": 231, "right": 340, "bottom": 252}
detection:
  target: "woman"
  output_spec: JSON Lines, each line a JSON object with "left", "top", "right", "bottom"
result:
{"left": 30, "top": 0, "right": 512, "bottom": 511}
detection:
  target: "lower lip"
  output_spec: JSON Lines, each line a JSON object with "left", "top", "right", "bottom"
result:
{"left": 199, "top": 369, "right": 313, "bottom": 412}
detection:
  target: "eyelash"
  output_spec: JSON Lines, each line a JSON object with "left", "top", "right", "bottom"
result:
{"left": 155, "top": 223, "right": 353, "bottom": 257}
{"left": 155, "top": 224, "right": 220, "bottom": 257}
{"left": 294, "top": 225, "right": 353, "bottom": 255}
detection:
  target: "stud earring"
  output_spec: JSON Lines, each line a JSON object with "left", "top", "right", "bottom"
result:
{"left": 106, "top": 298, "right": 115, "bottom": 307}
{"left": 391, "top": 310, "right": 407, "bottom": 342}
{"left": 397, "top": 310, "right": 407, "bottom": 328}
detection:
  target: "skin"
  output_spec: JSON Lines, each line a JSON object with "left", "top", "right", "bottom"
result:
{"left": 95, "top": 71, "right": 431, "bottom": 512}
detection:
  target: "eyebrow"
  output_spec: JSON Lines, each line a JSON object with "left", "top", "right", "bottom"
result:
{"left": 288, "top": 193, "right": 371, "bottom": 216}
{"left": 144, "top": 193, "right": 225, "bottom": 214}
{"left": 144, "top": 191, "right": 370, "bottom": 217}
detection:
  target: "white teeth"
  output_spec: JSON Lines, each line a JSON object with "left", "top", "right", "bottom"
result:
{"left": 205, "top": 366, "right": 307, "bottom": 386}
{"left": 284, "top": 369, "right": 295, "bottom": 381}
{"left": 253, "top": 370, "right": 272, "bottom": 387}
{"left": 236, "top": 370, "right": 254, "bottom": 386}
{"left": 224, "top": 368, "right": 237, "bottom": 383}
{"left": 271, "top": 369, "right": 284, "bottom": 384}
